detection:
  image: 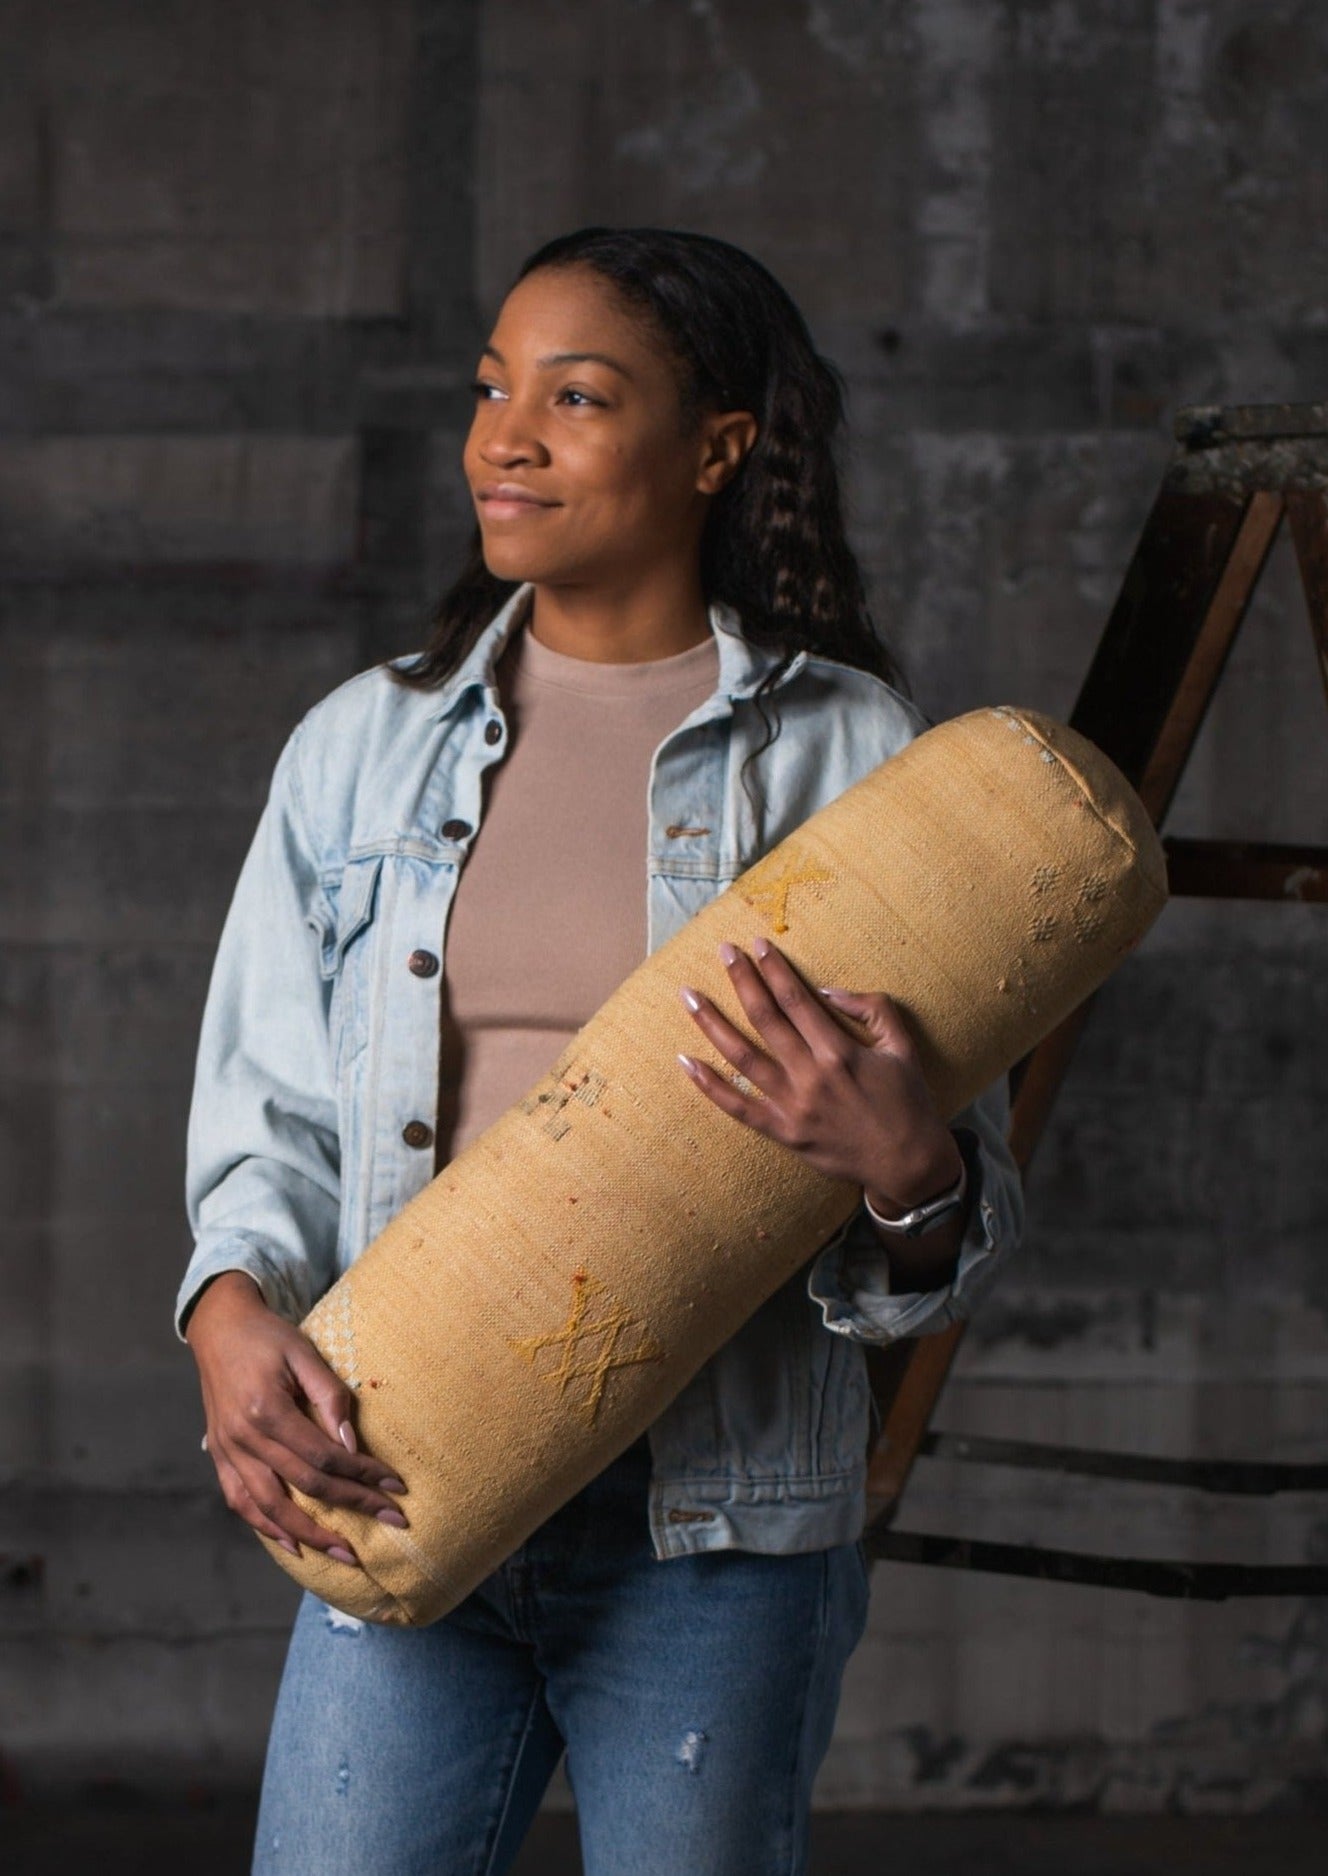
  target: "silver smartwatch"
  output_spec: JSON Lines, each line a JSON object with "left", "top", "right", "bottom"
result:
{"left": 862, "top": 1149, "right": 968, "bottom": 1238}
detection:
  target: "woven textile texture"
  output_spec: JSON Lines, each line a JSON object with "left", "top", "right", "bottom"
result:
{"left": 262, "top": 707, "right": 1167, "bottom": 1624}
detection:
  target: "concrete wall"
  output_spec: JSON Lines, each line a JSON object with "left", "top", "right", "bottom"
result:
{"left": 2, "top": 0, "right": 1326, "bottom": 1813}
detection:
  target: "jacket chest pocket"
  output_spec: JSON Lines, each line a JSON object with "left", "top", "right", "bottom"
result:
{"left": 309, "top": 854, "right": 385, "bottom": 1074}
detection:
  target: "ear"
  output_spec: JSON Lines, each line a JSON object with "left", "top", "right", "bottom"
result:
{"left": 695, "top": 411, "right": 759, "bottom": 496}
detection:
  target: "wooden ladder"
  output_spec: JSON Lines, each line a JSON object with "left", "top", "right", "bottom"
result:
{"left": 861, "top": 403, "right": 1328, "bottom": 1597}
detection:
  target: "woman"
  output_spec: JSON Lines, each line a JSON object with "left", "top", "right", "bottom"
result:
{"left": 178, "top": 227, "right": 1022, "bottom": 1875}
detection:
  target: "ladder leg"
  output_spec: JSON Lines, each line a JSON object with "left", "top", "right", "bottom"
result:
{"left": 1072, "top": 487, "right": 1282, "bottom": 816}
{"left": 1286, "top": 488, "right": 1328, "bottom": 711}
{"left": 1136, "top": 490, "right": 1284, "bottom": 820}
{"left": 1071, "top": 486, "right": 1255, "bottom": 783}
{"left": 865, "top": 1325, "right": 964, "bottom": 1524}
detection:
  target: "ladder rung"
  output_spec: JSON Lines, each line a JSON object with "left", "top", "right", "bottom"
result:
{"left": 868, "top": 1529, "right": 1328, "bottom": 1600}
{"left": 1163, "top": 835, "right": 1328, "bottom": 901}
{"left": 918, "top": 1430, "right": 1328, "bottom": 1496}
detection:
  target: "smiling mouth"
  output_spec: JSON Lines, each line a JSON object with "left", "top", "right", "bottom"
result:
{"left": 475, "top": 486, "right": 560, "bottom": 516}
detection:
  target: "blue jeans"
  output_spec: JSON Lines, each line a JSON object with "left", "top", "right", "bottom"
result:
{"left": 253, "top": 1432, "right": 871, "bottom": 1874}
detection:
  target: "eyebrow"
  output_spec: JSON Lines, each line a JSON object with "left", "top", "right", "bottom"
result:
{"left": 481, "top": 342, "right": 635, "bottom": 381}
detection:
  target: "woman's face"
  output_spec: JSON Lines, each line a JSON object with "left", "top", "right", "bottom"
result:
{"left": 464, "top": 264, "right": 754, "bottom": 590}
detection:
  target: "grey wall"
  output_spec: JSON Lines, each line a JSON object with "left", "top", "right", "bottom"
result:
{"left": 2, "top": 0, "right": 1326, "bottom": 1812}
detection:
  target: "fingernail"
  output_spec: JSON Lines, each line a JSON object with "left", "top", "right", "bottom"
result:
{"left": 818, "top": 986, "right": 845, "bottom": 998}
{"left": 753, "top": 936, "right": 771, "bottom": 958}
{"left": 678, "top": 1052, "right": 699, "bottom": 1076}
{"left": 679, "top": 985, "right": 702, "bottom": 1012}
{"left": 376, "top": 1507, "right": 409, "bottom": 1529}
{"left": 327, "top": 1545, "right": 360, "bottom": 1567}
{"left": 278, "top": 1536, "right": 300, "bottom": 1557}
{"left": 380, "top": 1476, "right": 408, "bottom": 1495}
{"left": 338, "top": 1420, "right": 357, "bottom": 1453}
{"left": 718, "top": 942, "right": 740, "bottom": 966}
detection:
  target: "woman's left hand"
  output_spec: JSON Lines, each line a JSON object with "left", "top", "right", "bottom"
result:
{"left": 676, "top": 936, "right": 962, "bottom": 1211}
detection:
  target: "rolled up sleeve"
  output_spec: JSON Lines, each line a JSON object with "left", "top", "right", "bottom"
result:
{"left": 174, "top": 721, "right": 342, "bottom": 1340}
{"left": 805, "top": 1072, "right": 1023, "bottom": 1344}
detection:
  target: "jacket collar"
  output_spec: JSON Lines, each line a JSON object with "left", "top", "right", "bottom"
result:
{"left": 410, "top": 583, "right": 807, "bottom": 720}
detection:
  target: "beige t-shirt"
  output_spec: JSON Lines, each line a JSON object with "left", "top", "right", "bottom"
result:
{"left": 436, "top": 621, "right": 720, "bottom": 1164}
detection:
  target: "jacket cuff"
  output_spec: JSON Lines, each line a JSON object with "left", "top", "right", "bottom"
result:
{"left": 174, "top": 1233, "right": 315, "bottom": 1342}
{"left": 805, "top": 1128, "right": 1001, "bottom": 1344}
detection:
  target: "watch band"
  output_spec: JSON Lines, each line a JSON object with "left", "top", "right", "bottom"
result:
{"left": 862, "top": 1153, "right": 968, "bottom": 1238}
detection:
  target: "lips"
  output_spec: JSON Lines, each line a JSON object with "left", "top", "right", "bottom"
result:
{"left": 475, "top": 482, "right": 559, "bottom": 513}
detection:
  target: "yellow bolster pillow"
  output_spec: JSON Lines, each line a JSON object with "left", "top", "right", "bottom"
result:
{"left": 261, "top": 706, "right": 1166, "bottom": 1625}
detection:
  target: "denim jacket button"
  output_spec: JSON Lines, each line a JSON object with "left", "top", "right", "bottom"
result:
{"left": 402, "top": 1120, "right": 434, "bottom": 1150}
{"left": 441, "top": 818, "right": 472, "bottom": 841}
{"left": 484, "top": 719, "right": 503, "bottom": 745}
{"left": 407, "top": 949, "right": 440, "bottom": 978}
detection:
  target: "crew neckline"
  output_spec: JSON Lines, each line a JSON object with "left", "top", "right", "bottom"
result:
{"left": 513, "top": 622, "right": 720, "bottom": 698}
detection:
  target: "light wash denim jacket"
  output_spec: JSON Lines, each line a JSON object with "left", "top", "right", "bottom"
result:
{"left": 177, "top": 585, "right": 1023, "bottom": 1558}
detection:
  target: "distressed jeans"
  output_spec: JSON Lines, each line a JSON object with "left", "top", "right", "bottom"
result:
{"left": 252, "top": 1432, "right": 872, "bottom": 1875}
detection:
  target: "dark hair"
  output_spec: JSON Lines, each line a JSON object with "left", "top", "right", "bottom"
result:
{"left": 393, "top": 226, "right": 906, "bottom": 804}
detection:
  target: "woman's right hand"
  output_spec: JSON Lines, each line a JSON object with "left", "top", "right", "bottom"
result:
{"left": 185, "top": 1271, "right": 408, "bottom": 1568}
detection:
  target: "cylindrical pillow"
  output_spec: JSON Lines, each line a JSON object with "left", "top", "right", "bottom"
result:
{"left": 260, "top": 706, "right": 1166, "bottom": 1624}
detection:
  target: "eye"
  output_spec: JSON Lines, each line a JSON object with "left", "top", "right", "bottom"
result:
{"left": 469, "top": 379, "right": 506, "bottom": 400}
{"left": 557, "top": 387, "right": 604, "bottom": 407}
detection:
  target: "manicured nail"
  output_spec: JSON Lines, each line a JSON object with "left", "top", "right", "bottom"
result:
{"left": 679, "top": 985, "right": 702, "bottom": 1012}
{"left": 376, "top": 1507, "right": 409, "bottom": 1529}
{"left": 718, "top": 942, "right": 740, "bottom": 966}
{"left": 338, "top": 1420, "right": 357, "bottom": 1453}
{"left": 380, "top": 1476, "right": 408, "bottom": 1496}
{"left": 327, "top": 1545, "right": 360, "bottom": 1567}
{"left": 278, "top": 1536, "right": 300, "bottom": 1557}
{"left": 818, "top": 986, "right": 846, "bottom": 998}
{"left": 753, "top": 936, "right": 771, "bottom": 958}
{"left": 678, "top": 1053, "right": 699, "bottom": 1077}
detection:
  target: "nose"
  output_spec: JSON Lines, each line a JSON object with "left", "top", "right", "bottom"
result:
{"left": 475, "top": 394, "right": 548, "bottom": 469}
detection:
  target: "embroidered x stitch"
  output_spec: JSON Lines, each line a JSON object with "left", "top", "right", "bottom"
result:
{"left": 737, "top": 847, "right": 834, "bottom": 935}
{"left": 509, "top": 1268, "right": 664, "bottom": 1426}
